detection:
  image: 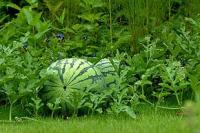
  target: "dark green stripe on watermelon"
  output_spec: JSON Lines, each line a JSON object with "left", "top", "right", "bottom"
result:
{"left": 85, "top": 61, "right": 102, "bottom": 81}
{"left": 69, "top": 58, "right": 76, "bottom": 68}
{"left": 68, "top": 65, "right": 94, "bottom": 85}
{"left": 95, "top": 61, "right": 119, "bottom": 67}
{"left": 67, "top": 61, "right": 85, "bottom": 85}
{"left": 70, "top": 74, "right": 103, "bottom": 87}
{"left": 61, "top": 59, "right": 69, "bottom": 83}
{"left": 100, "top": 66, "right": 114, "bottom": 70}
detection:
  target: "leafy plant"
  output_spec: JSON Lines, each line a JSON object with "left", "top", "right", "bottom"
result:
{"left": 47, "top": 98, "right": 61, "bottom": 118}
{"left": 159, "top": 60, "right": 189, "bottom": 106}
{"left": 28, "top": 97, "right": 44, "bottom": 117}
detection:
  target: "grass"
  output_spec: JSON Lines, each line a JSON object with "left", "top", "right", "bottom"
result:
{"left": 0, "top": 105, "right": 199, "bottom": 133}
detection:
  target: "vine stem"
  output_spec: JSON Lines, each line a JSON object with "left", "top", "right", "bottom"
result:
{"left": 175, "top": 92, "right": 181, "bottom": 106}
{"left": 146, "top": 0, "right": 149, "bottom": 32}
{"left": 156, "top": 105, "right": 184, "bottom": 110}
{"left": 109, "top": 0, "right": 113, "bottom": 44}
{"left": 142, "top": 98, "right": 184, "bottom": 110}
{"left": 9, "top": 103, "right": 13, "bottom": 122}
{"left": 168, "top": 0, "right": 171, "bottom": 20}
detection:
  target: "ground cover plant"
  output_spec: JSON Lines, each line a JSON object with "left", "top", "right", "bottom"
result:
{"left": 0, "top": 0, "right": 200, "bottom": 132}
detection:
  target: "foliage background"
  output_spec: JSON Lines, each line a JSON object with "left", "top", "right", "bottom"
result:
{"left": 0, "top": 0, "right": 200, "bottom": 120}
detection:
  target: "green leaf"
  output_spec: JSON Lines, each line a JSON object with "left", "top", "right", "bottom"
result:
{"left": 0, "top": 59, "right": 5, "bottom": 65}
{"left": 7, "top": 2, "right": 21, "bottom": 11}
{"left": 78, "top": 13, "right": 102, "bottom": 23}
{"left": 124, "top": 106, "right": 136, "bottom": 119}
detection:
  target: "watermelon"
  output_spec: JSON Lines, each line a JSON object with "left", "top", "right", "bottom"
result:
{"left": 95, "top": 58, "right": 120, "bottom": 88}
{"left": 41, "top": 58, "right": 104, "bottom": 103}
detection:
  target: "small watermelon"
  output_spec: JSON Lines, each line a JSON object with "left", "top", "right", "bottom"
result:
{"left": 95, "top": 58, "right": 120, "bottom": 88}
{"left": 41, "top": 58, "right": 104, "bottom": 103}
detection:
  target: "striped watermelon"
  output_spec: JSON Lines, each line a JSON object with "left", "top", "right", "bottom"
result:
{"left": 41, "top": 58, "right": 104, "bottom": 103}
{"left": 95, "top": 58, "right": 120, "bottom": 88}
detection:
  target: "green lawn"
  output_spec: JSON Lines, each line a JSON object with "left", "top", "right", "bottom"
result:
{"left": 0, "top": 106, "right": 198, "bottom": 133}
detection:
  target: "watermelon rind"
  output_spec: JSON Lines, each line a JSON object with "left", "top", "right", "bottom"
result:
{"left": 41, "top": 58, "right": 105, "bottom": 104}
{"left": 95, "top": 58, "right": 120, "bottom": 88}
